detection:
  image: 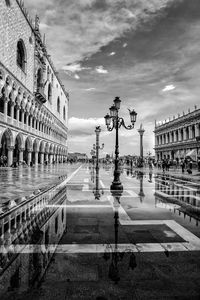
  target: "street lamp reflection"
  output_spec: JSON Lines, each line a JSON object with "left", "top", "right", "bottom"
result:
{"left": 103, "top": 189, "right": 137, "bottom": 284}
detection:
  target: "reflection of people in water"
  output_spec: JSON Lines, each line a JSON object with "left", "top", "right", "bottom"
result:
{"left": 148, "top": 171, "right": 153, "bottom": 182}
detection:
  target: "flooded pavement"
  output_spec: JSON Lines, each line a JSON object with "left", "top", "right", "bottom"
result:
{"left": 1, "top": 164, "right": 200, "bottom": 299}
{"left": 0, "top": 163, "right": 80, "bottom": 204}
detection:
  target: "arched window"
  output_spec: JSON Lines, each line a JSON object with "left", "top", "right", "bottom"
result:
{"left": 7, "top": 100, "right": 12, "bottom": 117}
{"left": 37, "top": 68, "right": 42, "bottom": 91}
{"left": 0, "top": 96, "right": 4, "bottom": 113}
{"left": 17, "top": 40, "right": 26, "bottom": 71}
{"left": 14, "top": 104, "right": 18, "bottom": 119}
{"left": 57, "top": 97, "right": 60, "bottom": 113}
{"left": 5, "top": 0, "right": 11, "bottom": 7}
{"left": 48, "top": 83, "right": 52, "bottom": 103}
{"left": 63, "top": 106, "right": 66, "bottom": 120}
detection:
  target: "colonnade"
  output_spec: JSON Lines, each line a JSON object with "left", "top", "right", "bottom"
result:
{"left": 155, "top": 123, "right": 200, "bottom": 146}
{"left": 0, "top": 128, "right": 68, "bottom": 167}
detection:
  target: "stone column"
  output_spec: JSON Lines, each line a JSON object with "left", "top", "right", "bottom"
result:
{"left": 40, "top": 152, "right": 44, "bottom": 164}
{"left": 49, "top": 154, "right": 53, "bottom": 164}
{"left": 189, "top": 126, "right": 192, "bottom": 139}
{"left": 27, "top": 150, "right": 32, "bottom": 166}
{"left": 138, "top": 124, "right": 145, "bottom": 163}
{"left": 16, "top": 106, "right": 20, "bottom": 127}
{"left": 195, "top": 124, "right": 199, "bottom": 137}
{"left": 10, "top": 103, "right": 14, "bottom": 124}
{"left": 183, "top": 128, "right": 187, "bottom": 140}
{"left": 178, "top": 129, "right": 182, "bottom": 142}
{"left": 35, "top": 151, "right": 38, "bottom": 166}
{"left": 21, "top": 110, "right": 25, "bottom": 129}
{"left": 19, "top": 148, "right": 24, "bottom": 163}
{"left": 7, "top": 146, "right": 14, "bottom": 167}
{"left": 44, "top": 153, "right": 48, "bottom": 162}
{"left": 25, "top": 112, "right": 28, "bottom": 127}
{"left": 4, "top": 100, "right": 8, "bottom": 122}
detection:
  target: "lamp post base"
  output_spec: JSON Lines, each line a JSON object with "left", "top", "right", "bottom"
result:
{"left": 110, "top": 181, "right": 123, "bottom": 193}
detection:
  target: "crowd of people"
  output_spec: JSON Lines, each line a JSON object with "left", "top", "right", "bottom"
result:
{"left": 149, "top": 157, "right": 200, "bottom": 174}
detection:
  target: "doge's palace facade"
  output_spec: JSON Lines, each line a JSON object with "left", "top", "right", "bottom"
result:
{"left": 154, "top": 107, "right": 200, "bottom": 161}
{"left": 0, "top": 0, "right": 69, "bottom": 166}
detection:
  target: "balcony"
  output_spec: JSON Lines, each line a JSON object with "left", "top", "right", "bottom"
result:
{"left": 35, "top": 86, "right": 47, "bottom": 104}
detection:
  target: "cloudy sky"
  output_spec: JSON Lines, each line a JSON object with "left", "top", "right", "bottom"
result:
{"left": 25, "top": 0, "right": 200, "bottom": 157}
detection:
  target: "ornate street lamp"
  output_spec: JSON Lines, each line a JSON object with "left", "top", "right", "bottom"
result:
{"left": 104, "top": 97, "right": 137, "bottom": 192}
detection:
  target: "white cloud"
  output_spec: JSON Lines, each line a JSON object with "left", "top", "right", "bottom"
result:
{"left": 162, "top": 84, "right": 175, "bottom": 92}
{"left": 69, "top": 117, "right": 105, "bottom": 133}
{"left": 62, "top": 63, "right": 90, "bottom": 73}
{"left": 25, "top": 0, "right": 181, "bottom": 67}
{"left": 84, "top": 88, "right": 96, "bottom": 91}
{"left": 109, "top": 52, "right": 116, "bottom": 56}
{"left": 74, "top": 74, "right": 80, "bottom": 79}
{"left": 96, "top": 66, "right": 108, "bottom": 74}
{"left": 39, "top": 23, "right": 51, "bottom": 30}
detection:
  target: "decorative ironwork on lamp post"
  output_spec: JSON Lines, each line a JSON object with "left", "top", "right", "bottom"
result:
{"left": 104, "top": 97, "right": 137, "bottom": 192}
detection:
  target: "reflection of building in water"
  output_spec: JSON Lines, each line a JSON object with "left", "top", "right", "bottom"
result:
{"left": 0, "top": 1, "right": 69, "bottom": 167}
{"left": 155, "top": 175, "right": 200, "bottom": 217}
{"left": 0, "top": 181, "right": 67, "bottom": 295}
{"left": 154, "top": 107, "right": 200, "bottom": 161}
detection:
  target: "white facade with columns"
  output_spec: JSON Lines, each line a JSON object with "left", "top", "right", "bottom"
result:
{"left": 154, "top": 107, "right": 200, "bottom": 161}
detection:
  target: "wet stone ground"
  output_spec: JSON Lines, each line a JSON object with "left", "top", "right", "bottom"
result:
{"left": 1, "top": 164, "right": 200, "bottom": 299}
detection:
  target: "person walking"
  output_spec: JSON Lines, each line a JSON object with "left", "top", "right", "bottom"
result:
{"left": 180, "top": 160, "right": 185, "bottom": 173}
{"left": 162, "top": 159, "right": 166, "bottom": 173}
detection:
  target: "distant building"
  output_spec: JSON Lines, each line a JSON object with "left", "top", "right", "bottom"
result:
{"left": 154, "top": 107, "right": 200, "bottom": 161}
{"left": 68, "top": 152, "right": 88, "bottom": 161}
{"left": 0, "top": 0, "right": 69, "bottom": 166}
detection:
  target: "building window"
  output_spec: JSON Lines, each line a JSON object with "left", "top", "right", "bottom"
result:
{"left": 48, "top": 83, "right": 52, "bottom": 103}
{"left": 17, "top": 40, "right": 26, "bottom": 72}
{"left": 55, "top": 216, "right": 58, "bottom": 234}
{"left": 57, "top": 97, "right": 60, "bottom": 113}
{"left": 63, "top": 106, "right": 66, "bottom": 120}
{"left": 5, "top": 0, "right": 11, "bottom": 7}
{"left": 0, "top": 96, "right": 4, "bottom": 113}
{"left": 192, "top": 125, "right": 195, "bottom": 139}
{"left": 37, "top": 68, "right": 42, "bottom": 91}
{"left": 7, "top": 100, "right": 12, "bottom": 117}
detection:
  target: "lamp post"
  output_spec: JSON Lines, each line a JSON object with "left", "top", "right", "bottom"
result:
{"left": 104, "top": 97, "right": 137, "bottom": 192}
{"left": 93, "top": 126, "right": 104, "bottom": 199}
{"left": 138, "top": 124, "right": 145, "bottom": 167}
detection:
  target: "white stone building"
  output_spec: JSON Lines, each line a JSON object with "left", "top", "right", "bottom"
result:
{"left": 154, "top": 107, "right": 200, "bottom": 161}
{"left": 0, "top": 0, "right": 69, "bottom": 166}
